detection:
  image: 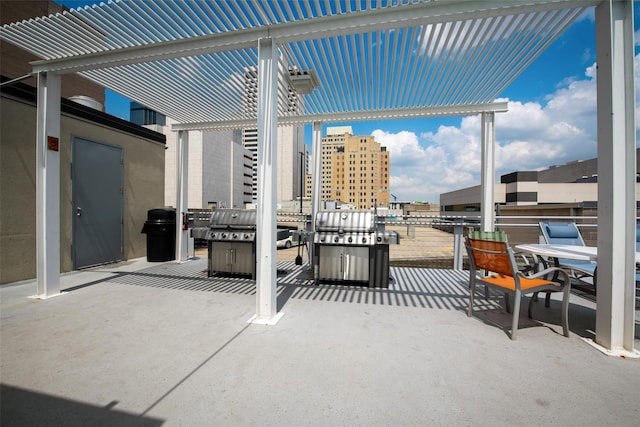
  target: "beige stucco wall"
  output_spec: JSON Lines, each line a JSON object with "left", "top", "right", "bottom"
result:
{"left": 1, "top": 95, "right": 165, "bottom": 284}
{"left": 440, "top": 184, "right": 507, "bottom": 207}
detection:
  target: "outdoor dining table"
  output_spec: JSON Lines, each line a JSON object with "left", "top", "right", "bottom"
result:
{"left": 514, "top": 243, "right": 640, "bottom": 264}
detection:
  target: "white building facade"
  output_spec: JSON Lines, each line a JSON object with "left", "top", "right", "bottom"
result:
{"left": 242, "top": 125, "right": 306, "bottom": 203}
{"left": 140, "top": 111, "right": 253, "bottom": 209}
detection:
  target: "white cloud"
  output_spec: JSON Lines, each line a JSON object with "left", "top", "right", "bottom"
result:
{"left": 373, "top": 55, "right": 638, "bottom": 202}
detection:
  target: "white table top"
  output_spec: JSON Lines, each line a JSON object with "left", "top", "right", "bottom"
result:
{"left": 515, "top": 243, "right": 640, "bottom": 263}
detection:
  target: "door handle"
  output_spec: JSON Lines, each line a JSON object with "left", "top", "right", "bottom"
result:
{"left": 76, "top": 207, "right": 82, "bottom": 217}
{"left": 344, "top": 253, "right": 350, "bottom": 281}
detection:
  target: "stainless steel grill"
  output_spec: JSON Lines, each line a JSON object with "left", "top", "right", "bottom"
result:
{"left": 313, "top": 211, "right": 399, "bottom": 287}
{"left": 205, "top": 209, "right": 256, "bottom": 278}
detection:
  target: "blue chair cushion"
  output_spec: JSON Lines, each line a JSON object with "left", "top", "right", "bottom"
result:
{"left": 546, "top": 224, "right": 579, "bottom": 239}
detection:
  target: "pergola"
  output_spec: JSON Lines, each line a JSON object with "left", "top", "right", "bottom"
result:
{"left": 1, "top": 0, "right": 635, "bottom": 355}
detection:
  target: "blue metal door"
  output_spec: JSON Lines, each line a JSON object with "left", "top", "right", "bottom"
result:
{"left": 72, "top": 137, "right": 123, "bottom": 269}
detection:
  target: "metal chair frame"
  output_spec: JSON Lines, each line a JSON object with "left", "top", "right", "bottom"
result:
{"left": 465, "top": 236, "right": 571, "bottom": 340}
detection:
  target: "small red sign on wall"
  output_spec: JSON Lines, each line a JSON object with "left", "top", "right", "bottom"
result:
{"left": 47, "top": 136, "right": 59, "bottom": 151}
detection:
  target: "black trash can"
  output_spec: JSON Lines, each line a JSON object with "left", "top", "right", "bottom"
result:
{"left": 141, "top": 208, "right": 176, "bottom": 262}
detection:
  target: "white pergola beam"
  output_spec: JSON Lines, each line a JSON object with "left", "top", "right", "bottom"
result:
{"left": 171, "top": 102, "right": 509, "bottom": 132}
{"left": 28, "top": 1, "right": 597, "bottom": 75}
{"left": 251, "top": 37, "right": 282, "bottom": 325}
{"left": 594, "top": 0, "right": 638, "bottom": 357}
{"left": 35, "top": 72, "right": 61, "bottom": 298}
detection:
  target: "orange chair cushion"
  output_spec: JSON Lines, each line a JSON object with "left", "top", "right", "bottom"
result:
{"left": 482, "top": 274, "right": 557, "bottom": 291}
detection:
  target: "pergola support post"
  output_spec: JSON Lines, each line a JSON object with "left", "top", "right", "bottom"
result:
{"left": 175, "top": 130, "right": 189, "bottom": 262}
{"left": 309, "top": 121, "right": 323, "bottom": 267}
{"left": 250, "top": 37, "right": 282, "bottom": 325}
{"left": 480, "top": 112, "right": 496, "bottom": 233}
{"left": 593, "top": 0, "right": 638, "bottom": 357}
{"left": 35, "top": 71, "right": 61, "bottom": 299}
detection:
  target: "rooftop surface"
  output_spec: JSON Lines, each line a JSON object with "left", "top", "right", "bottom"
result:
{"left": 2, "top": 254, "right": 639, "bottom": 426}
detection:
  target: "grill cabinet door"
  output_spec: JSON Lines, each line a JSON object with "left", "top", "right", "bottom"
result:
{"left": 318, "top": 245, "right": 369, "bottom": 281}
{"left": 343, "top": 246, "right": 369, "bottom": 281}
{"left": 210, "top": 242, "right": 233, "bottom": 273}
{"left": 231, "top": 243, "right": 253, "bottom": 275}
{"left": 318, "top": 245, "right": 344, "bottom": 281}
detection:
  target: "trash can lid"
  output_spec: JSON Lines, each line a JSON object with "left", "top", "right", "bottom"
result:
{"left": 147, "top": 208, "right": 176, "bottom": 221}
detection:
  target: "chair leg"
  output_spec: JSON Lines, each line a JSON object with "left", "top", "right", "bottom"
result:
{"left": 484, "top": 285, "right": 490, "bottom": 300}
{"left": 545, "top": 292, "right": 551, "bottom": 308}
{"left": 504, "top": 292, "right": 511, "bottom": 313}
{"left": 511, "top": 290, "right": 521, "bottom": 340}
{"left": 468, "top": 280, "right": 475, "bottom": 318}
{"left": 528, "top": 294, "right": 535, "bottom": 319}
{"left": 560, "top": 286, "right": 570, "bottom": 337}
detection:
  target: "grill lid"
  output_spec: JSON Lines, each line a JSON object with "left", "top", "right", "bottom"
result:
{"left": 315, "top": 211, "right": 375, "bottom": 233}
{"left": 209, "top": 209, "right": 256, "bottom": 229}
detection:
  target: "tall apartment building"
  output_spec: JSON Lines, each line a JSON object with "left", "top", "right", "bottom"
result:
{"left": 321, "top": 127, "right": 391, "bottom": 209}
{"left": 133, "top": 104, "right": 253, "bottom": 209}
{"left": 242, "top": 66, "right": 306, "bottom": 203}
{"left": 241, "top": 126, "right": 305, "bottom": 203}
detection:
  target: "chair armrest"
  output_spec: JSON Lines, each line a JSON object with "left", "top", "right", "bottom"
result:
{"left": 526, "top": 267, "right": 571, "bottom": 285}
{"left": 513, "top": 251, "right": 538, "bottom": 273}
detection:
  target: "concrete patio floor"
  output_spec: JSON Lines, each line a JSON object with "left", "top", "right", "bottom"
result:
{"left": 1, "top": 256, "right": 639, "bottom": 426}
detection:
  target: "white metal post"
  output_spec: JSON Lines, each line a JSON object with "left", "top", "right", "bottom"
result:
{"left": 35, "top": 71, "right": 61, "bottom": 299}
{"left": 480, "top": 112, "right": 496, "bottom": 233}
{"left": 175, "top": 130, "right": 189, "bottom": 262}
{"left": 251, "top": 37, "right": 282, "bottom": 325}
{"left": 229, "top": 137, "right": 234, "bottom": 208}
{"left": 311, "top": 122, "right": 323, "bottom": 222}
{"left": 594, "top": 0, "right": 638, "bottom": 357}
{"left": 309, "top": 122, "right": 323, "bottom": 265}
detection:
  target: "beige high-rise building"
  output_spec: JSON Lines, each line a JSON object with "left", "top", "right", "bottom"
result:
{"left": 321, "top": 127, "right": 390, "bottom": 209}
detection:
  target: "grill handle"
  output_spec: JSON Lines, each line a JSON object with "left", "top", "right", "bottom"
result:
{"left": 343, "top": 253, "right": 350, "bottom": 281}
{"left": 225, "top": 248, "right": 236, "bottom": 266}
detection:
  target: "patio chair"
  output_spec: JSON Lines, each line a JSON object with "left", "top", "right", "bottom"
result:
{"left": 539, "top": 221, "right": 597, "bottom": 292}
{"left": 465, "top": 236, "right": 571, "bottom": 340}
{"left": 468, "top": 230, "right": 533, "bottom": 273}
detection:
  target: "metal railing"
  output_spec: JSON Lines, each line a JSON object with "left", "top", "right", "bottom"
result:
{"left": 274, "top": 212, "right": 609, "bottom": 270}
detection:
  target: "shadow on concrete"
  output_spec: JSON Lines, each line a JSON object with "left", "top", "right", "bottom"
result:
{"left": 0, "top": 384, "right": 164, "bottom": 426}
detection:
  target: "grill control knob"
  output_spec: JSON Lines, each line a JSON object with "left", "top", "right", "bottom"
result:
{"left": 348, "top": 236, "right": 353, "bottom": 243}
{"left": 320, "top": 236, "right": 325, "bottom": 242}
{"left": 377, "top": 236, "right": 382, "bottom": 242}
{"left": 334, "top": 236, "right": 339, "bottom": 243}
{"left": 244, "top": 234, "right": 250, "bottom": 239}
{"left": 362, "top": 237, "right": 367, "bottom": 243}
{"left": 232, "top": 233, "right": 238, "bottom": 239}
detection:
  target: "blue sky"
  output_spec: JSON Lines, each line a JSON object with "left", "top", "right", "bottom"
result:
{"left": 57, "top": 1, "right": 640, "bottom": 203}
